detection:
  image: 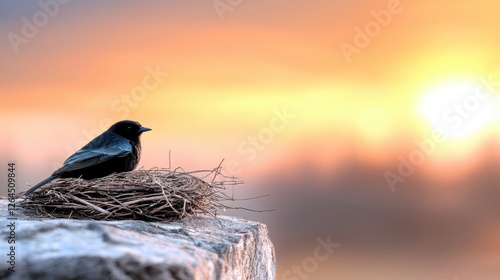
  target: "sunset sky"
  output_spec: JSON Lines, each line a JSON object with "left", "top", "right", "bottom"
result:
{"left": 2, "top": 1, "right": 500, "bottom": 174}
{"left": 2, "top": 0, "right": 500, "bottom": 279}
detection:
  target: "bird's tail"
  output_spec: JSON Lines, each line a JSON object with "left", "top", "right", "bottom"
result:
{"left": 25, "top": 175, "right": 57, "bottom": 196}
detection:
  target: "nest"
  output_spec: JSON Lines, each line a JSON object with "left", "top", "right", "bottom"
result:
{"left": 19, "top": 166, "right": 243, "bottom": 221}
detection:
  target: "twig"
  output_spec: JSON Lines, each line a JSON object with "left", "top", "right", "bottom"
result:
{"left": 66, "top": 194, "right": 111, "bottom": 215}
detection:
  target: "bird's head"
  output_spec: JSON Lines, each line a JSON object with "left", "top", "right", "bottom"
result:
{"left": 109, "top": 120, "right": 151, "bottom": 141}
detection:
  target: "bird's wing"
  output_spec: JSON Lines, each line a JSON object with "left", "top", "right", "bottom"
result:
{"left": 55, "top": 140, "right": 132, "bottom": 174}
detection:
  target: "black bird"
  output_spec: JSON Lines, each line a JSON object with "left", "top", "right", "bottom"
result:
{"left": 25, "top": 120, "right": 151, "bottom": 195}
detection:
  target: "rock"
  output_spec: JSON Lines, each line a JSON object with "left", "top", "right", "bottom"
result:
{"left": 0, "top": 199, "right": 275, "bottom": 280}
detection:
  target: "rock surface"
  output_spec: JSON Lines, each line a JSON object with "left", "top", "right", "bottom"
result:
{"left": 0, "top": 199, "right": 275, "bottom": 280}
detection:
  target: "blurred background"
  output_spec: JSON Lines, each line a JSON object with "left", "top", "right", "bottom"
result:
{"left": 2, "top": 0, "right": 500, "bottom": 279}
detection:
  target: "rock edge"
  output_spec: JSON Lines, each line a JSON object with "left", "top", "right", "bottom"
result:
{"left": 0, "top": 199, "right": 275, "bottom": 280}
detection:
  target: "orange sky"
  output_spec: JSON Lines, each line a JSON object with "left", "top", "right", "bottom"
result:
{"left": 5, "top": 2, "right": 500, "bottom": 279}
{"left": 1, "top": 0, "right": 500, "bottom": 186}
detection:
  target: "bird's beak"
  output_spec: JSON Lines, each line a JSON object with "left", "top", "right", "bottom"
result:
{"left": 139, "top": 126, "right": 152, "bottom": 133}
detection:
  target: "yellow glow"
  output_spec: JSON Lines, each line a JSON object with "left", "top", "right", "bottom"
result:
{"left": 419, "top": 78, "right": 496, "bottom": 139}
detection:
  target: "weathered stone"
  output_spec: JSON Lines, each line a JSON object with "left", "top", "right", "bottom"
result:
{"left": 0, "top": 200, "right": 275, "bottom": 280}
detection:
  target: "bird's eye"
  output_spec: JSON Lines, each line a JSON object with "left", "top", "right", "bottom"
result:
{"left": 127, "top": 126, "right": 133, "bottom": 131}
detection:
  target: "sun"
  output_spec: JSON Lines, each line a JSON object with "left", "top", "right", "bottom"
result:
{"left": 418, "top": 78, "right": 496, "bottom": 139}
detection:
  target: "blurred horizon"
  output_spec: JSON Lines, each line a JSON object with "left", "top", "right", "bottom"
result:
{"left": 2, "top": 0, "right": 500, "bottom": 279}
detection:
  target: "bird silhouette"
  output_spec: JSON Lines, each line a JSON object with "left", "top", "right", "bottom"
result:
{"left": 25, "top": 120, "right": 151, "bottom": 195}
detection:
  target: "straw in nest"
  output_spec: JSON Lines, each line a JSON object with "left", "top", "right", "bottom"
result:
{"left": 19, "top": 167, "right": 242, "bottom": 221}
